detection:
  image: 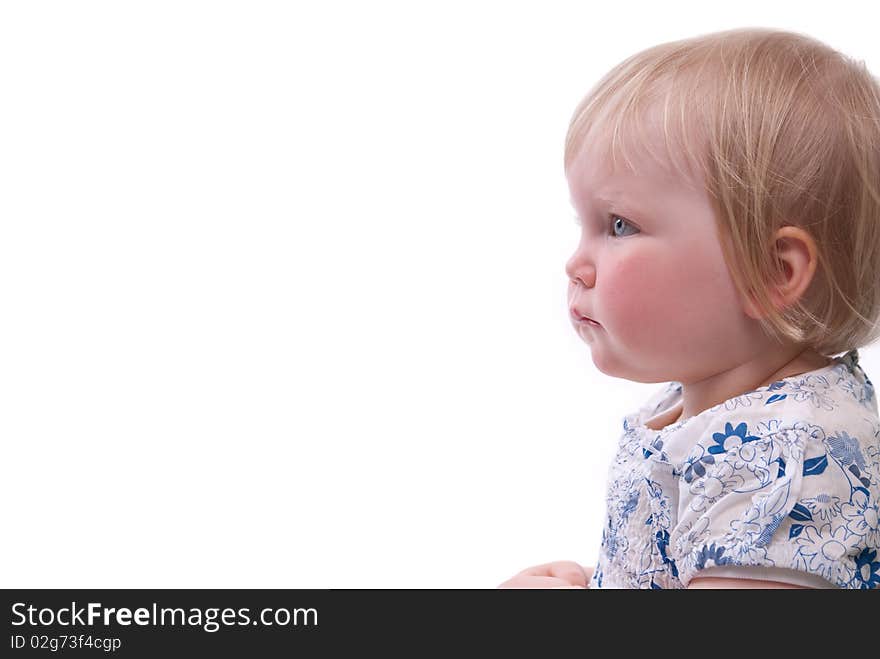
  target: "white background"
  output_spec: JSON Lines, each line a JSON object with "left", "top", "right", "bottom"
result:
{"left": 1, "top": 1, "right": 877, "bottom": 588}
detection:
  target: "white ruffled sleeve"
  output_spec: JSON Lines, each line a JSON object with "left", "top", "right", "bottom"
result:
{"left": 669, "top": 419, "right": 880, "bottom": 588}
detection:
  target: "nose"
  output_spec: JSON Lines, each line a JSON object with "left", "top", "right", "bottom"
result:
{"left": 565, "top": 251, "right": 596, "bottom": 289}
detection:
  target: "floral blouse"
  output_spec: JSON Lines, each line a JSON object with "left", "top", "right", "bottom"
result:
{"left": 590, "top": 349, "right": 880, "bottom": 589}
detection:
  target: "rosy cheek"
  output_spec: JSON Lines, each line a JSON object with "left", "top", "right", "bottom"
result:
{"left": 601, "top": 251, "right": 671, "bottom": 327}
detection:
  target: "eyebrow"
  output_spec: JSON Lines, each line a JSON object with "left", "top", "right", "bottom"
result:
{"left": 595, "top": 189, "right": 623, "bottom": 203}
{"left": 570, "top": 185, "right": 630, "bottom": 206}
{"left": 569, "top": 191, "right": 648, "bottom": 219}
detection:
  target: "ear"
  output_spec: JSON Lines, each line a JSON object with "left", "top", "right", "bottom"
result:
{"left": 743, "top": 226, "right": 819, "bottom": 320}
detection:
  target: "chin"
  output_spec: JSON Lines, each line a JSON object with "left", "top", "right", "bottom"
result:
{"left": 589, "top": 349, "right": 617, "bottom": 378}
{"left": 590, "top": 351, "right": 669, "bottom": 384}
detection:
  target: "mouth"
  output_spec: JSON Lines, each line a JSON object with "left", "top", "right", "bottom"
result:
{"left": 570, "top": 307, "right": 600, "bottom": 326}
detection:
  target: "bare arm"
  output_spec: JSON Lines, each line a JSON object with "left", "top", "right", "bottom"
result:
{"left": 688, "top": 576, "right": 809, "bottom": 589}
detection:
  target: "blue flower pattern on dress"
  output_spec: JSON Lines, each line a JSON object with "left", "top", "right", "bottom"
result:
{"left": 591, "top": 349, "right": 880, "bottom": 589}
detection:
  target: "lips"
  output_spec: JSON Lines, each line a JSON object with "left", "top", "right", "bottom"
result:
{"left": 570, "top": 307, "right": 600, "bottom": 326}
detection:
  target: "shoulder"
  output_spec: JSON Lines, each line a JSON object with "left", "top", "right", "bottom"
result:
{"left": 678, "top": 365, "right": 879, "bottom": 473}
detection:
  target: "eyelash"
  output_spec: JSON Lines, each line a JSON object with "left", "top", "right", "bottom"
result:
{"left": 573, "top": 213, "right": 639, "bottom": 238}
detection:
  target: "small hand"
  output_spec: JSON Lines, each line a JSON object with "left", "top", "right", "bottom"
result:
{"left": 497, "top": 561, "right": 593, "bottom": 589}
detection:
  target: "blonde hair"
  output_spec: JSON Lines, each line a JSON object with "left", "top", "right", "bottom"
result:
{"left": 564, "top": 28, "right": 880, "bottom": 357}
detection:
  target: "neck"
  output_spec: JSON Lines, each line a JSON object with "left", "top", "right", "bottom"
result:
{"left": 672, "top": 346, "right": 831, "bottom": 425}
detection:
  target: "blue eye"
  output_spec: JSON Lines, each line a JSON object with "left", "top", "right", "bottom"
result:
{"left": 572, "top": 213, "right": 640, "bottom": 237}
{"left": 610, "top": 214, "right": 638, "bottom": 238}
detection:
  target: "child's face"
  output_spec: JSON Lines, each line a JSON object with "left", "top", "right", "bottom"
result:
{"left": 565, "top": 122, "right": 767, "bottom": 384}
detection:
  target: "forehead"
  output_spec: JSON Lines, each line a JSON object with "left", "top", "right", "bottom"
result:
{"left": 568, "top": 155, "right": 684, "bottom": 223}
{"left": 567, "top": 104, "right": 706, "bottom": 205}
